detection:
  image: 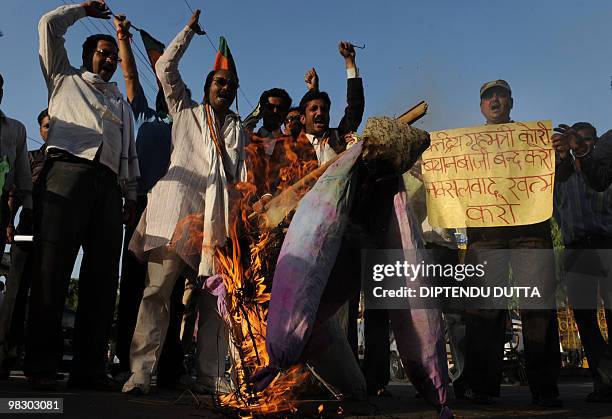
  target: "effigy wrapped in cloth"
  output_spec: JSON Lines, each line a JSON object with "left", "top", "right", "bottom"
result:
{"left": 255, "top": 117, "right": 451, "bottom": 411}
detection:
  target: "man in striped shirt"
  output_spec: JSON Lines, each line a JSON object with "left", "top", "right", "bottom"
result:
{"left": 554, "top": 121, "right": 612, "bottom": 403}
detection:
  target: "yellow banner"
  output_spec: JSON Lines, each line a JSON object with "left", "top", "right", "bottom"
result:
{"left": 422, "top": 120, "right": 554, "bottom": 228}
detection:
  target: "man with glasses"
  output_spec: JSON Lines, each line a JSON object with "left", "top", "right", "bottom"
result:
{"left": 284, "top": 107, "right": 303, "bottom": 140}
{"left": 123, "top": 9, "right": 247, "bottom": 395}
{"left": 25, "top": 1, "right": 140, "bottom": 390}
{"left": 246, "top": 88, "right": 294, "bottom": 210}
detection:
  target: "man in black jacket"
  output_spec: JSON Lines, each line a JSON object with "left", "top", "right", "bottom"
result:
{"left": 298, "top": 41, "right": 365, "bottom": 166}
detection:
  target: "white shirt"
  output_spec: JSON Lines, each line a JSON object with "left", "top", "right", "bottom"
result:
{"left": 0, "top": 111, "right": 33, "bottom": 209}
{"left": 257, "top": 127, "right": 283, "bottom": 156}
{"left": 38, "top": 5, "right": 137, "bottom": 199}
{"left": 304, "top": 67, "right": 360, "bottom": 166}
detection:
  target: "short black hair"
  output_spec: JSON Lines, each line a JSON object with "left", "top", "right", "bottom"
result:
{"left": 287, "top": 106, "right": 300, "bottom": 114}
{"left": 203, "top": 70, "right": 216, "bottom": 102}
{"left": 571, "top": 122, "right": 597, "bottom": 139}
{"left": 37, "top": 109, "right": 49, "bottom": 126}
{"left": 299, "top": 90, "right": 331, "bottom": 114}
{"left": 0, "top": 73, "right": 3, "bottom": 87}
{"left": 81, "top": 34, "right": 118, "bottom": 66}
{"left": 259, "top": 88, "right": 292, "bottom": 111}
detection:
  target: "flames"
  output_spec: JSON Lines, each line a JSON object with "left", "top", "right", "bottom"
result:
{"left": 214, "top": 134, "right": 319, "bottom": 416}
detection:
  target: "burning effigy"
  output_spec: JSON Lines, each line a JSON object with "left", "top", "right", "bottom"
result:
{"left": 207, "top": 116, "right": 453, "bottom": 418}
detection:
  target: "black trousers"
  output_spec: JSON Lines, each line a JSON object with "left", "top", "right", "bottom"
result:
{"left": 363, "top": 309, "right": 390, "bottom": 390}
{"left": 566, "top": 236, "right": 612, "bottom": 391}
{"left": 464, "top": 234, "right": 560, "bottom": 398}
{"left": 25, "top": 158, "right": 123, "bottom": 378}
{"left": 114, "top": 196, "right": 148, "bottom": 374}
{"left": 1, "top": 241, "right": 33, "bottom": 366}
{"left": 114, "top": 195, "right": 185, "bottom": 381}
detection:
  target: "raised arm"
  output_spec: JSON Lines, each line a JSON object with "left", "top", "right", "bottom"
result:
{"left": 112, "top": 15, "right": 155, "bottom": 122}
{"left": 336, "top": 41, "right": 365, "bottom": 136}
{"left": 113, "top": 16, "right": 140, "bottom": 104}
{"left": 155, "top": 10, "right": 204, "bottom": 116}
{"left": 38, "top": 2, "right": 110, "bottom": 87}
{"left": 305, "top": 68, "right": 319, "bottom": 92}
{"left": 553, "top": 124, "right": 612, "bottom": 191}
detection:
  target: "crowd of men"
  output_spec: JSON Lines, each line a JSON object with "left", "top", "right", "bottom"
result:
{"left": 0, "top": 2, "right": 612, "bottom": 418}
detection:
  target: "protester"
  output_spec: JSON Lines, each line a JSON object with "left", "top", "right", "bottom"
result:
{"left": 298, "top": 42, "right": 364, "bottom": 166}
{"left": 462, "top": 80, "right": 561, "bottom": 406}
{"left": 247, "top": 88, "right": 294, "bottom": 204}
{"left": 25, "top": 1, "right": 139, "bottom": 390}
{"left": 0, "top": 109, "right": 48, "bottom": 379}
{"left": 123, "top": 9, "right": 246, "bottom": 395}
{"left": 0, "top": 73, "right": 33, "bottom": 248}
{"left": 254, "top": 88, "right": 292, "bottom": 147}
{"left": 284, "top": 107, "right": 302, "bottom": 140}
{"left": 111, "top": 15, "right": 187, "bottom": 389}
{"left": 553, "top": 124, "right": 612, "bottom": 191}
{"left": 554, "top": 122, "right": 612, "bottom": 403}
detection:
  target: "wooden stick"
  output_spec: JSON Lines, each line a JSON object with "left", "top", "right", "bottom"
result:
{"left": 397, "top": 100, "right": 428, "bottom": 125}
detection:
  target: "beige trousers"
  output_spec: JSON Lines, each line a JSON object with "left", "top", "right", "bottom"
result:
{"left": 124, "top": 247, "right": 185, "bottom": 390}
{"left": 123, "top": 246, "right": 227, "bottom": 391}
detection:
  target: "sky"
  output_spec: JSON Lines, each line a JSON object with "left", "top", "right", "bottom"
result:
{"left": 2, "top": 0, "right": 612, "bottom": 276}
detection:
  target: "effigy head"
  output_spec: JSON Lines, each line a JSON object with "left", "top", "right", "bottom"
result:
{"left": 361, "top": 116, "right": 430, "bottom": 179}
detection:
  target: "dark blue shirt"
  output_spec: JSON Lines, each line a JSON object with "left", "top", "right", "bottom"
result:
{"left": 130, "top": 86, "right": 172, "bottom": 195}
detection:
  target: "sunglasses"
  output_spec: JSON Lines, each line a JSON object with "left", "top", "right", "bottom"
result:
{"left": 285, "top": 115, "right": 301, "bottom": 123}
{"left": 95, "top": 49, "right": 121, "bottom": 63}
{"left": 264, "top": 102, "right": 287, "bottom": 112}
{"left": 213, "top": 77, "right": 238, "bottom": 90}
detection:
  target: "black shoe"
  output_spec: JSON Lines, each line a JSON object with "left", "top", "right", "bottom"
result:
{"left": 27, "top": 375, "right": 59, "bottom": 391}
{"left": 67, "top": 375, "right": 121, "bottom": 392}
{"left": 532, "top": 395, "right": 563, "bottom": 408}
{"left": 586, "top": 390, "right": 612, "bottom": 403}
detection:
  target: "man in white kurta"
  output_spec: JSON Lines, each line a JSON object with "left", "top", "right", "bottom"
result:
{"left": 124, "top": 10, "right": 247, "bottom": 394}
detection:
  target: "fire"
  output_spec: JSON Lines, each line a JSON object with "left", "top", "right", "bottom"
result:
{"left": 214, "top": 134, "right": 320, "bottom": 416}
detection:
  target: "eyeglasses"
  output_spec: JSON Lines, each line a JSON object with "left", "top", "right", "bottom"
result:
{"left": 213, "top": 77, "right": 238, "bottom": 90}
{"left": 285, "top": 115, "right": 301, "bottom": 123}
{"left": 95, "top": 49, "right": 121, "bottom": 63}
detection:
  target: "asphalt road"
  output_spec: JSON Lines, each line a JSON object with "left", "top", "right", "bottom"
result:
{"left": 0, "top": 374, "right": 611, "bottom": 418}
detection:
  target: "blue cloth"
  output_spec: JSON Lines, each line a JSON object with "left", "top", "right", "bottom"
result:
{"left": 130, "top": 87, "right": 172, "bottom": 195}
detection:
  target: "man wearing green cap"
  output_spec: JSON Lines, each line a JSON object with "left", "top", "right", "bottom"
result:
{"left": 123, "top": 9, "right": 245, "bottom": 395}
{"left": 462, "top": 80, "right": 562, "bottom": 407}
